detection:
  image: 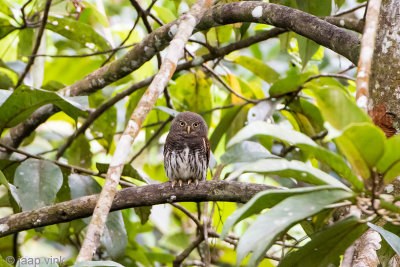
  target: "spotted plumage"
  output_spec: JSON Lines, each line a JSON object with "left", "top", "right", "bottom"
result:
{"left": 164, "top": 111, "right": 210, "bottom": 187}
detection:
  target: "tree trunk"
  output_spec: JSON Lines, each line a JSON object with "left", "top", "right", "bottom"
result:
{"left": 350, "top": 0, "right": 400, "bottom": 265}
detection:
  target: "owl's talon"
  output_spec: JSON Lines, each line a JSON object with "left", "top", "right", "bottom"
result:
{"left": 188, "top": 179, "right": 192, "bottom": 185}
{"left": 171, "top": 180, "right": 176, "bottom": 188}
{"left": 179, "top": 180, "right": 183, "bottom": 187}
{"left": 194, "top": 179, "right": 199, "bottom": 187}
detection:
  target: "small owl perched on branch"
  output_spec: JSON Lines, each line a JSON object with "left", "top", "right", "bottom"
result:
{"left": 164, "top": 111, "right": 210, "bottom": 188}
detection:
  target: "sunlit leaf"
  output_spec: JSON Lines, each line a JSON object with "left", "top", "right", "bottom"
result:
{"left": 335, "top": 123, "right": 386, "bottom": 179}
{"left": 234, "top": 56, "right": 279, "bottom": 83}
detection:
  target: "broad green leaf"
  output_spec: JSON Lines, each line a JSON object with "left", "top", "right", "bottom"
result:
{"left": 280, "top": 217, "right": 367, "bottom": 267}
{"left": 335, "top": 123, "right": 386, "bottom": 179}
{"left": 269, "top": 68, "right": 313, "bottom": 97}
{"left": 227, "top": 158, "right": 349, "bottom": 190}
{"left": 296, "top": 34, "right": 320, "bottom": 67}
{"left": 236, "top": 189, "right": 353, "bottom": 265}
{"left": 207, "top": 25, "right": 232, "bottom": 45}
{"left": 227, "top": 121, "right": 362, "bottom": 190}
{"left": 46, "top": 16, "right": 111, "bottom": 51}
{"left": 313, "top": 87, "right": 371, "bottom": 130}
{"left": 0, "top": 67, "right": 17, "bottom": 89}
{"left": 125, "top": 88, "right": 146, "bottom": 126}
{"left": 68, "top": 174, "right": 127, "bottom": 258}
{"left": 18, "top": 28, "right": 34, "bottom": 59}
{"left": 96, "top": 163, "right": 146, "bottom": 182}
{"left": 376, "top": 223, "right": 400, "bottom": 266}
{"left": 0, "top": 18, "right": 14, "bottom": 39}
{"left": 233, "top": 56, "right": 279, "bottom": 83}
{"left": 0, "top": 0, "right": 13, "bottom": 18}
{"left": 153, "top": 6, "right": 177, "bottom": 23}
{"left": 0, "top": 86, "right": 88, "bottom": 129}
{"left": 221, "top": 186, "right": 339, "bottom": 238}
{"left": 221, "top": 141, "right": 277, "bottom": 165}
{"left": 368, "top": 223, "right": 400, "bottom": 256}
{"left": 377, "top": 135, "right": 400, "bottom": 183}
{"left": 13, "top": 159, "right": 63, "bottom": 211}
{"left": 0, "top": 170, "right": 9, "bottom": 190}
{"left": 80, "top": 1, "right": 109, "bottom": 27}
{"left": 66, "top": 134, "right": 92, "bottom": 168}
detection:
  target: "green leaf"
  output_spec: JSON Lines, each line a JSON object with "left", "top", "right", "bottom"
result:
{"left": 153, "top": 6, "right": 177, "bottom": 23}
{"left": 221, "top": 186, "right": 339, "bottom": 238}
{"left": 269, "top": 68, "right": 313, "bottom": 97}
{"left": 368, "top": 223, "right": 400, "bottom": 256}
{"left": 46, "top": 16, "right": 111, "bottom": 51}
{"left": 335, "top": 123, "right": 386, "bottom": 179}
{"left": 280, "top": 217, "right": 367, "bottom": 267}
{"left": 66, "top": 135, "right": 92, "bottom": 168}
{"left": 377, "top": 135, "right": 400, "bottom": 183}
{"left": 13, "top": 159, "right": 63, "bottom": 211}
{"left": 0, "top": 67, "right": 17, "bottom": 88}
{"left": 312, "top": 87, "right": 371, "bottom": 130}
{"left": 227, "top": 158, "right": 349, "bottom": 190}
{"left": 221, "top": 141, "right": 277, "bottom": 165}
{"left": 233, "top": 56, "right": 279, "bottom": 83}
{"left": 0, "top": 0, "right": 13, "bottom": 18}
{"left": 297, "top": 34, "right": 320, "bottom": 67}
{"left": 236, "top": 188, "right": 353, "bottom": 265}
{"left": 134, "top": 206, "right": 152, "bottom": 225}
{"left": 296, "top": 0, "right": 331, "bottom": 16}
{"left": 0, "top": 18, "right": 15, "bottom": 39}
{"left": 96, "top": 163, "right": 146, "bottom": 182}
{"left": 209, "top": 105, "right": 242, "bottom": 152}
{"left": 227, "top": 121, "right": 362, "bottom": 190}
{"left": 0, "top": 86, "right": 88, "bottom": 129}
{"left": 0, "top": 170, "right": 9, "bottom": 190}
{"left": 18, "top": 28, "right": 34, "bottom": 58}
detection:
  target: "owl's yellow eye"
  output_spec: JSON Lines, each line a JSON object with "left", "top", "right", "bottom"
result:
{"left": 193, "top": 122, "right": 199, "bottom": 127}
{"left": 179, "top": 121, "right": 185, "bottom": 127}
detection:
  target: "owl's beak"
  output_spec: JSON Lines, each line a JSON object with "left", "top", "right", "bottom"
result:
{"left": 186, "top": 126, "right": 191, "bottom": 134}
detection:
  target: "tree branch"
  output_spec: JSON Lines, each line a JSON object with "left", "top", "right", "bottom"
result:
{"left": 1, "top": 2, "right": 361, "bottom": 156}
{"left": 0, "top": 181, "right": 277, "bottom": 238}
{"left": 76, "top": 0, "right": 215, "bottom": 261}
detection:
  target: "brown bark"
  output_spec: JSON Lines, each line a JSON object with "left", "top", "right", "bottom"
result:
{"left": 0, "top": 181, "right": 276, "bottom": 238}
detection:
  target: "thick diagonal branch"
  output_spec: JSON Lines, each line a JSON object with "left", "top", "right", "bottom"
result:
{"left": 76, "top": 0, "right": 215, "bottom": 261}
{"left": 0, "top": 181, "right": 277, "bottom": 238}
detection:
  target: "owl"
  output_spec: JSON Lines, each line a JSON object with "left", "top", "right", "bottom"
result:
{"left": 164, "top": 111, "right": 210, "bottom": 187}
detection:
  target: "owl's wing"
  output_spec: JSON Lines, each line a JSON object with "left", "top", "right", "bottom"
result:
{"left": 203, "top": 137, "right": 210, "bottom": 166}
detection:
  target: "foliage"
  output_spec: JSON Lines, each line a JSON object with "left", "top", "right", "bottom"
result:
{"left": 0, "top": 0, "right": 398, "bottom": 266}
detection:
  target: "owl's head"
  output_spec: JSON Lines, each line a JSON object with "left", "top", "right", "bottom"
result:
{"left": 169, "top": 111, "right": 208, "bottom": 137}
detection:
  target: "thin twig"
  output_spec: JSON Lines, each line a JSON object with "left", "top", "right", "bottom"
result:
{"left": 173, "top": 235, "right": 204, "bottom": 267}
{"left": 15, "top": 0, "right": 52, "bottom": 88}
{"left": 19, "top": 0, "right": 34, "bottom": 29}
{"left": 334, "top": 3, "right": 367, "bottom": 17}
